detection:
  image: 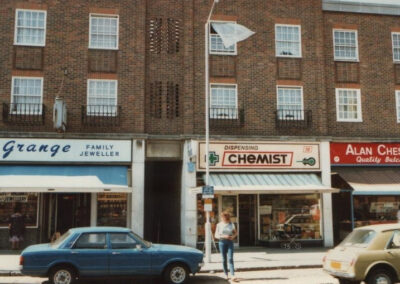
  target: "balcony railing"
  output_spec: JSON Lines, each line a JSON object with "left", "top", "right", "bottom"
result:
{"left": 209, "top": 107, "right": 244, "bottom": 127}
{"left": 275, "top": 109, "right": 312, "bottom": 129}
{"left": 2, "top": 103, "right": 45, "bottom": 125}
{"left": 81, "top": 105, "right": 121, "bottom": 126}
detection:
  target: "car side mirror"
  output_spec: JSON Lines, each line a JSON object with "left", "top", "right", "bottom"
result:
{"left": 136, "top": 244, "right": 143, "bottom": 251}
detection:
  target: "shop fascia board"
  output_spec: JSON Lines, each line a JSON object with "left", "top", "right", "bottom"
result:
{"left": 191, "top": 186, "right": 338, "bottom": 194}
{"left": 0, "top": 187, "right": 132, "bottom": 193}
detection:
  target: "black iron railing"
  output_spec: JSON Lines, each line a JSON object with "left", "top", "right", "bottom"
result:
{"left": 81, "top": 105, "right": 121, "bottom": 126}
{"left": 209, "top": 107, "right": 244, "bottom": 127}
{"left": 275, "top": 109, "right": 312, "bottom": 129}
{"left": 2, "top": 103, "right": 45, "bottom": 125}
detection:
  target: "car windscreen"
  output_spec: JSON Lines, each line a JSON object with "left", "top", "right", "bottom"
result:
{"left": 340, "top": 229, "right": 376, "bottom": 248}
{"left": 51, "top": 230, "right": 71, "bottom": 248}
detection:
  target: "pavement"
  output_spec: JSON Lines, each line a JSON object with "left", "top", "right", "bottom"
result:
{"left": 0, "top": 247, "right": 327, "bottom": 276}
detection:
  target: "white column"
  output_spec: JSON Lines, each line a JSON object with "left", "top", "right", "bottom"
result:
{"left": 321, "top": 141, "right": 334, "bottom": 247}
{"left": 181, "top": 140, "right": 198, "bottom": 247}
{"left": 131, "top": 139, "right": 146, "bottom": 237}
{"left": 90, "top": 193, "right": 97, "bottom": 226}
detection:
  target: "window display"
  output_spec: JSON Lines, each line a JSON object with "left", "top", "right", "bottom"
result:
{"left": 354, "top": 196, "right": 399, "bottom": 227}
{"left": 0, "top": 193, "right": 38, "bottom": 227}
{"left": 197, "top": 194, "right": 218, "bottom": 243}
{"left": 97, "top": 193, "right": 127, "bottom": 227}
{"left": 259, "top": 194, "right": 321, "bottom": 241}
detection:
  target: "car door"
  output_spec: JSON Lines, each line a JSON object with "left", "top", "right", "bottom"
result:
{"left": 108, "top": 232, "right": 152, "bottom": 276}
{"left": 385, "top": 230, "right": 400, "bottom": 269}
{"left": 69, "top": 232, "right": 109, "bottom": 276}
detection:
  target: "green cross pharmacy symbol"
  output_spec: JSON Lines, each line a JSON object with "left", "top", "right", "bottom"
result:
{"left": 207, "top": 151, "right": 219, "bottom": 166}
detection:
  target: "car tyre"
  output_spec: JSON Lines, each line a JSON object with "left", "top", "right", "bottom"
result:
{"left": 163, "top": 263, "right": 189, "bottom": 284}
{"left": 337, "top": 279, "right": 360, "bottom": 284}
{"left": 367, "top": 269, "right": 395, "bottom": 284}
{"left": 49, "top": 266, "right": 77, "bottom": 284}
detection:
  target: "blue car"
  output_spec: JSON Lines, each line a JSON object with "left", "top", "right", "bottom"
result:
{"left": 20, "top": 227, "right": 204, "bottom": 284}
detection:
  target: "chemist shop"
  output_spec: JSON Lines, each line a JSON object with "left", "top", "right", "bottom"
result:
{"left": 0, "top": 138, "right": 132, "bottom": 249}
{"left": 331, "top": 142, "right": 400, "bottom": 244}
{"left": 194, "top": 141, "right": 334, "bottom": 248}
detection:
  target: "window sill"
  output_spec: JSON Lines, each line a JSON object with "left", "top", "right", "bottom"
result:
{"left": 334, "top": 59, "right": 359, "bottom": 63}
{"left": 276, "top": 55, "right": 302, "bottom": 59}
{"left": 88, "top": 47, "right": 119, "bottom": 51}
{"left": 13, "top": 43, "right": 45, "bottom": 47}
{"left": 336, "top": 120, "right": 363, "bottom": 123}
{"left": 209, "top": 51, "right": 237, "bottom": 56}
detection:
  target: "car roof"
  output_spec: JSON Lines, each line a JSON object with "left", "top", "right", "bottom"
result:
{"left": 356, "top": 223, "right": 400, "bottom": 232}
{"left": 69, "top": 227, "right": 131, "bottom": 233}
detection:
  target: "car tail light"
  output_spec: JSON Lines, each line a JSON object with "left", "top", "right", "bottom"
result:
{"left": 322, "top": 255, "right": 327, "bottom": 263}
{"left": 350, "top": 258, "right": 356, "bottom": 266}
{"left": 19, "top": 256, "right": 24, "bottom": 266}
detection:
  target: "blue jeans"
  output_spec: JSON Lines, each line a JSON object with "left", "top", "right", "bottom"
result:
{"left": 219, "top": 239, "right": 234, "bottom": 276}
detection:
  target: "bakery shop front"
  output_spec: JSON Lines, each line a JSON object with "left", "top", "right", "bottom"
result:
{"left": 182, "top": 141, "right": 335, "bottom": 248}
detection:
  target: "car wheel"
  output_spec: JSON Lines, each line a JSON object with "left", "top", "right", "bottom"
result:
{"left": 367, "top": 269, "right": 394, "bottom": 284}
{"left": 163, "top": 263, "right": 189, "bottom": 284}
{"left": 337, "top": 279, "right": 359, "bottom": 284}
{"left": 49, "top": 266, "right": 76, "bottom": 284}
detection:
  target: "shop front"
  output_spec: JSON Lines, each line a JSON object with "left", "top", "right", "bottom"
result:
{"left": 181, "top": 141, "right": 334, "bottom": 248}
{"left": 331, "top": 142, "right": 400, "bottom": 244}
{"left": 0, "top": 138, "right": 132, "bottom": 249}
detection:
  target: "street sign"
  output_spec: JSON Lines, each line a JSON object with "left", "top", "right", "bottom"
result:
{"left": 204, "top": 199, "right": 213, "bottom": 212}
{"left": 202, "top": 185, "right": 214, "bottom": 199}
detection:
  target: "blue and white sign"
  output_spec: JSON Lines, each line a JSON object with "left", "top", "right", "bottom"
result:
{"left": 202, "top": 185, "right": 214, "bottom": 199}
{"left": 0, "top": 139, "right": 132, "bottom": 163}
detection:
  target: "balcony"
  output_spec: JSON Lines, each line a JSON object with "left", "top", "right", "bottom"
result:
{"left": 275, "top": 109, "right": 312, "bottom": 129}
{"left": 2, "top": 103, "right": 45, "bottom": 125}
{"left": 209, "top": 107, "right": 244, "bottom": 128}
{"left": 81, "top": 105, "right": 121, "bottom": 127}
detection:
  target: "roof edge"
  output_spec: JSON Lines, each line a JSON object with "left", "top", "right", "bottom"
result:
{"left": 323, "top": 0, "right": 400, "bottom": 16}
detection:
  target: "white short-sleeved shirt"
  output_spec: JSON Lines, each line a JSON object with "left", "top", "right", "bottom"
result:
{"left": 215, "top": 222, "right": 236, "bottom": 239}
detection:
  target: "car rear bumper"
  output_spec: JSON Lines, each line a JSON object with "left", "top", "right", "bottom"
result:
{"left": 323, "top": 268, "right": 355, "bottom": 280}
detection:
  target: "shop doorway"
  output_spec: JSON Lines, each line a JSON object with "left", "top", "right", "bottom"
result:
{"left": 332, "top": 191, "right": 352, "bottom": 245}
{"left": 144, "top": 161, "right": 182, "bottom": 244}
{"left": 238, "top": 195, "right": 257, "bottom": 246}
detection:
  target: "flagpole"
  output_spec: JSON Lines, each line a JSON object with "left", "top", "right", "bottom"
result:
{"left": 205, "top": 0, "right": 218, "bottom": 264}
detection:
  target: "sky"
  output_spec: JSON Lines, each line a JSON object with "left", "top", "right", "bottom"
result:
{"left": 337, "top": 0, "right": 400, "bottom": 4}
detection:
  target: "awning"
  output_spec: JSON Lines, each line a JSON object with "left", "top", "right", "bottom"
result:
{"left": 198, "top": 173, "right": 335, "bottom": 194}
{"left": 333, "top": 167, "right": 400, "bottom": 195}
{"left": 0, "top": 165, "right": 131, "bottom": 193}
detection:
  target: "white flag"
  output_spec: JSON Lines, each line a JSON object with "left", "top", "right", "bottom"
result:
{"left": 211, "top": 22, "right": 255, "bottom": 48}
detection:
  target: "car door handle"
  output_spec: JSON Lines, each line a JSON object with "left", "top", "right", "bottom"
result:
{"left": 71, "top": 251, "right": 79, "bottom": 254}
{"left": 112, "top": 252, "right": 121, "bottom": 255}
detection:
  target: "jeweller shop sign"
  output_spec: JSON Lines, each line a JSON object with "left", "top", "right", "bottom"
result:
{"left": 197, "top": 142, "right": 320, "bottom": 171}
{"left": 0, "top": 139, "right": 132, "bottom": 163}
{"left": 331, "top": 142, "right": 400, "bottom": 165}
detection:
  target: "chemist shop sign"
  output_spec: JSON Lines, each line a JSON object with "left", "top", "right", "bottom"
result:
{"left": 331, "top": 143, "right": 400, "bottom": 165}
{"left": 0, "top": 139, "right": 132, "bottom": 163}
{"left": 197, "top": 142, "right": 320, "bottom": 171}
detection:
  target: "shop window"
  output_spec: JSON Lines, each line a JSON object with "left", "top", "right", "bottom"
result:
{"left": 97, "top": 193, "right": 127, "bottom": 227}
{"left": 259, "top": 194, "right": 321, "bottom": 242}
{"left": 197, "top": 194, "right": 219, "bottom": 244}
{"left": 0, "top": 193, "right": 38, "bottom": 227}
{"left": 354, "top": 196, "right": 399, "bottom": 228}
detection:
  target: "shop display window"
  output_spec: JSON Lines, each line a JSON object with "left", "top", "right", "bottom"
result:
{"left": 259, "top": 194, "right": 321, "bottom": 241}
{"left": 97, "top": 193, "right": 127, "bottom": 227}
{"left": 197, "top": 194, "right": 218, "bottom": 243}
{"left": 354, "top": 196, "right": 400, "bottom": 227}
{"left": 0, "top": 193, "right": 38, "bottom": 227}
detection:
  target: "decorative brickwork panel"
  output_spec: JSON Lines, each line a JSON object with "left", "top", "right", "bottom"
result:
{"left": 210, "top": 55, "right": 236, "bottom": 77}
{"left": 395, "top": 64, "right": 400, "bottom": 85}
{"left": 148, "top": 18, "right": 163, "bottom": 54}
{"left": 166, "top": 82, "right": 180, "bottom": 118}
{"left": 88, "top": 50, "right": 118, "bottom": 73}
{"left": 149, "top": 81, "right": 162, "bottom": 118}
{"left": 13, "top": 46, "right": 44, "bottom": 70}
{"left": 167, "top": 18, "right": 180, "bottom": 54}
{"left": 276, "top": 58, "right": 302, "bottom": 80}
{"left": 335, "top": 61, "right": 359, "bottom": 83}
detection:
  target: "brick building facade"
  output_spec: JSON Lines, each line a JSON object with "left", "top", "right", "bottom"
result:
{"left": 0, "top": 0, "right": 399, "bottom": 249}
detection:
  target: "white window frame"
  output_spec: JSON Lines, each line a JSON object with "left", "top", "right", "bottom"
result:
{"left": 10, "top": 76, "right": 44, "bottom": 115}
{"left": 14, "top": 9, "right": 47, "bottom": 47}
{"left": 209, "top": 21, "right": 237, "bottom": 56}
{"left": 333, "top": 29, "right": 359, "bottom": 62}
{"left": 335, "top": 88, "right": 362, "bottom": 122}
{"left": 396, "top": 91, "right": 400, "bottom": 123}
{"left": 392, "top": 32, "right": 400, "bottom": 63}
{"left": 89, "top": 13, "right": 119, "bottom": 50}
{"left": 86, "top": 79, "right": 118, "bottom": 116}
{"left": 210, "top": 83, "right": 238, "bottom": 119}
{"left": 275, "top": 24, "right": 302, "bottom": 58}
{"left": 276, "top": 86, "right": 304, "bottom": 120}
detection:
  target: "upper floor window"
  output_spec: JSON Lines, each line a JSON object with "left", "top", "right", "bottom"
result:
{"left": 333, "top": 30, "right": 358, "bottom": 61}
{"left": 275, "top": 25, "right": 301, "bottom": 57}
{"left": 276, "top": 86, "right": 303, "bottom": 120}
{"left": 210, "top": 84, "right": 237, "bottom": 119}
{"left": 396, "top": 91, "right": 400, "bottom": 123}
{"left": 209, "top": 22, "right": 237, "bottom": 55}
{"left": 11, "top": 77, "right": 43, "bottom": 114}
{"left": 87, "top": 79, "right": 118, "bottom": 116}
{"left": 335, "top": 88, "right": 362, "bottom": 122}
{"left": 392, "top": 33, "right": 400, "bottom": 62}
{"left": 89, "top": 14, "right": 119, "bottom": 50}
{"left": 14, "top": 9, "right": 46, "bottom": 46}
